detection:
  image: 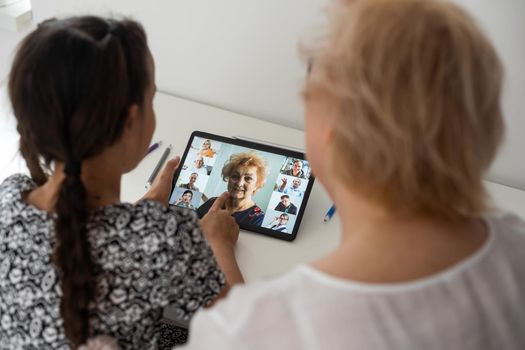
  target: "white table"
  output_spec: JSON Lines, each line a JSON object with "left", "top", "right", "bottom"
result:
{"left": 123, "top": 92, "right": 525, "bottom": 286}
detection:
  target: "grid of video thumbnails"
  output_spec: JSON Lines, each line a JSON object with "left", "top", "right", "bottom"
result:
{"left": 169, "top": 136, "right": 312, "bottom": 234}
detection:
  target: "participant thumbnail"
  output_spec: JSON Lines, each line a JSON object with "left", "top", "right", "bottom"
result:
{"left": 169, "top": 188, "right": 202, "bottom": 209}
{"left": 176, "top": 170, "right": 209, "bottom": 193}
{"left": 274, "top": 175, "right": 307, "bottom": 198}
{"left": 280, "top": 157, "right": 311, "bottom": 179}
{"left": 268, "top": 191, "right": 301, "bottom": 215}
{"left": 192, "top": 138, "right": 220, "bottom": 159}
{"left": 261, "top": 209, "right": 298, "bottom": 234}
{"left": 182, "top": 155, "right": 212, "bottom": 176}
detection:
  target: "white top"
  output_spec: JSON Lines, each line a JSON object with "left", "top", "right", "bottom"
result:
{"left": 182, "top": 211, "right": 525, "bottom": 350}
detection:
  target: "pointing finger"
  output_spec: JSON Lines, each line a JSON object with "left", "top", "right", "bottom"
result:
{"left": 210, "top": 191, "right": 229, "bottom": 212}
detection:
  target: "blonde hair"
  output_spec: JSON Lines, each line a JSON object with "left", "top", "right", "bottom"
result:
{"left": 303, "top": 0, "right": 504, "bottom": 220}
{"left": 222, "top": 152, "right": 268, "bottom": 190}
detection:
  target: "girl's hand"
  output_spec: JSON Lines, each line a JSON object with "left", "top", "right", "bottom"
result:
{"left": 200, "top": 192, "right": 244, "bottom": 288}
{"left": 200, "top": 192, "right": 240, "bottom": 249}
{"left": 140, "top": 157, "right": 180, "bottom": 205}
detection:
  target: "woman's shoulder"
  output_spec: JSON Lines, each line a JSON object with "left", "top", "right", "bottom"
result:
{"left": 486, "top": 210, "right": 525, "bottom": 233}
{"left": 90, "top": 200, "right": 199, "bottom": 239}
{"left": 193, "top": 268, "right": 304, "bottom": 327}
{"left": 484, "top": 210, "right": 525, "bottom": 257}
{"left": 0, "top": 173, "right": 35, "bottom": 197}
{"left": 0, "top": 174, "right": 37, "bottom": 216}
{"left": 250, "top": 205, "right": 264, "bottom": 215}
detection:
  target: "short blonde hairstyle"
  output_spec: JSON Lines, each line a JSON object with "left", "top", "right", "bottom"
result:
{"left": 303, "top": 0, "right": 504, "bottom": 220}
{"left": 222, "top": 152, "right": 268, "bottom": 190}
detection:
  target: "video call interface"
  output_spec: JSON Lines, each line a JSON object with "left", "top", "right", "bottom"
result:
{"left": 169, "top": 136, "right": 312, "bottom": 234}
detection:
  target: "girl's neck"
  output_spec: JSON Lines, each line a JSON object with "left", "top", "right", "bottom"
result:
{"left": 25, "top": 155, "right": 123, "bottom": 212}
{"left": 313, "top": 184, "right": 488, "bottom": 283}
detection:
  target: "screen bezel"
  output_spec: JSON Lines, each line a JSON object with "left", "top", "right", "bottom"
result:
{"left": 170, "top": 130, "right": 315, "bottom": 241}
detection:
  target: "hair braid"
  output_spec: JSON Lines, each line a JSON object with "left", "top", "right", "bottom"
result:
{"left": 54, "top": 171, "right": 95, "bottom": 347}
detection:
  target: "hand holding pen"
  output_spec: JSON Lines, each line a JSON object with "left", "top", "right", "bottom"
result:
{"left": 146, "top": 145, "right": 172, "bottom": 189}
{"left": 140, "top": 145, "right": 180, "bottom": 205}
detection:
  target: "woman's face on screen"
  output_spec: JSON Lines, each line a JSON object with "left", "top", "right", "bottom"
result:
{"left": 182, "top": 192, "right": 192, "bottom": 203}
{"left": 228, "top": 166, "right": 258, "bottom": 200}
{"left": 279, "top": 215, "right": 288, "bottom": 224}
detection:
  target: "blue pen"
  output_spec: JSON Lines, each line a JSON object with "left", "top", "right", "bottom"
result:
{"left": 323, "top": 205, "right": 336, "bottom": 222}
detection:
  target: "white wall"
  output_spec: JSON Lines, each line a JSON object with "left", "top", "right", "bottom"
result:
{"left": 0, "top": 0, "right": 523, "bottom": 188}
{"left": 28, "top": 0, "right": 323, "bottom": 130}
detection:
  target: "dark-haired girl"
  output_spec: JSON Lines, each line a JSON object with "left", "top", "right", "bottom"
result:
{"left": 0, "top": 16, "right": 242, "bottom": 349}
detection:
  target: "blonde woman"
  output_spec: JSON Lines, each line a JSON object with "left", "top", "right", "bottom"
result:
{"left": 182, "top": 0, "right": 525, "bottom": 349}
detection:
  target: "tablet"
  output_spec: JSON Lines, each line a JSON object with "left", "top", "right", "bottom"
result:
{"left": 168, "top": 131, "right": 315, "bottom": 241}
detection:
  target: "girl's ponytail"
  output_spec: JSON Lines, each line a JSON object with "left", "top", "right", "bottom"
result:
{"left": 53, "top": 160, "right": 95, "bottom": 347}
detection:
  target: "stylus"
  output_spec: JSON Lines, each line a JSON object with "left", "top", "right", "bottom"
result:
{"left": 146, "top": 144, "right": 172, "bottom": 189}
{"left": 232, "top": 135, "right": 304, "bottom": 153}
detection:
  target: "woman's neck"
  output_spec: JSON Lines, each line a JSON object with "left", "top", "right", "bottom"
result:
{"left": 313, "top": 184, "right": 488, "bottom": 283}
{"left": 25, "top": 155, "right": 123, "bottom": 212}
{"left": 228, "top": 198, "right": 255, "bottom": 213}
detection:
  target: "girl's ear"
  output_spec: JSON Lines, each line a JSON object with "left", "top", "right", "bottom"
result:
{"left": 124, "top": 104, "right": 141, "bottom": 134}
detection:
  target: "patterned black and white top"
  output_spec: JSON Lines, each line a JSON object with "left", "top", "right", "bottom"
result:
{"left": 0, "top": 174, "right": 225, "bottom": 350}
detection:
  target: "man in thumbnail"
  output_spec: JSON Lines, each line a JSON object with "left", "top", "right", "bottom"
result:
{"left": 190, "top": 156, "right": 208, "bottom": 176}
{"left": 283, "top": 159, "right": 306, "bottom": 179}
{"left": 197, "top": 152, "right": 267, "bottom": 226}
{"left": 277, "top": 177, "right": 304, "bottom": 198}
{"left": 180, "top": 172, "right": 200, "bottom": 192}
{"left": 174, "top": 190, "right": 195, "bottom": 209}
{"left": 267, "top": 213, "right": 289, "bottom": 233}
{"left": 274, "top": 195, "right": 297, "bottom": 215}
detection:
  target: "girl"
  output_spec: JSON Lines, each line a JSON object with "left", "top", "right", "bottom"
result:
{"left": 175, "top": 190, "right": 196, "bottom": 209}
{"left": 0, "top": 16, "right": 242, "bottom": 349}
{"left": 182, "top": 0, "right": 525, "bottom": 349}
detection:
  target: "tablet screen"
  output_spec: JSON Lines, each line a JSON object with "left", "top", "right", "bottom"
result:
{"left": 168, "top": 131, "right": 315, "bottom": 241}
